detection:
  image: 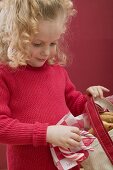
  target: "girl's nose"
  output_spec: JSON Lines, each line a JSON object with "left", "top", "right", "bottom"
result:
{"left": 41, "top": 46, "right": 50, "bottom": 56}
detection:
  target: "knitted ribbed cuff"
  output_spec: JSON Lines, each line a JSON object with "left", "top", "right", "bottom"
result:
{"left": 33, "top": 122, "right": 49, "bottom": 147}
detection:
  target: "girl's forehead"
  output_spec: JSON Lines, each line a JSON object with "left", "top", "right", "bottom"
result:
{"left": 31, "top": 19, "right": 65, "bottom": 42}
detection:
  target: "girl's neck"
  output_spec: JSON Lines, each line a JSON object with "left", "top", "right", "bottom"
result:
{"left": 25, "top": 62, "right": 49, "bottom": 71}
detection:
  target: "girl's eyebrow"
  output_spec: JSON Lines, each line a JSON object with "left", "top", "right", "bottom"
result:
{"left": 33, "top": 38, "right": 59, "bottom": 43}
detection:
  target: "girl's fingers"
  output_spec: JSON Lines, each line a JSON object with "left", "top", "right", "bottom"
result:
{"left": 71, "top": 132, "right": 81, "bottom": 142}
{"left": 93, "top": 87, "right": 99, "bottom": 97}
{"left": 86, "top": 87, "right": 95, "bottom": 96}
{"left": 63, "top": 143, "right": 70, "bottom": 149}
{"left": 87, "top": 87, "right": 98, "bottom": 97}
{"left": 99, "top": 86, "right": 110, "bottom": 92}
{"left": 96, "top": 87, "right": 104, "bottom": 98}
{"left": 71, "top": 127, "right": 80, "bottom": 135}
{"left": 87, "top": 86, "right": 110, "bottom": 98}
{"left": 67, "top": 138, "right": 81, "bottom": 148}
{"left": 95, "top": 86, "right": 110, "bottom": 98}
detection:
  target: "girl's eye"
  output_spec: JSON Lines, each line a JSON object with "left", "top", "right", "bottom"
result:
{"left": 32, "top": 42, "right": 57, "bottom": 47}
{"left": 50, "top": 43, "right": 57, "bottom": 46}
{"left": 32, "top": 43, "right": 42, "bottom": 47}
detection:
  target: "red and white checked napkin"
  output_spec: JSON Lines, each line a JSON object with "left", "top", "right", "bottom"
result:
{"left": 50, "top": 112, "right": 95, "bottom": 170}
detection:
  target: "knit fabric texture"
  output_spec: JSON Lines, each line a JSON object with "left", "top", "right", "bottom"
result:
{"left": 0, "top": 64, "right": 86, "bottom": 170}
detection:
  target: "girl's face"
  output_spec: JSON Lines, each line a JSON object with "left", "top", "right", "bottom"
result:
{"left": 27, "top": 17, "right": 65, "bottom": 67}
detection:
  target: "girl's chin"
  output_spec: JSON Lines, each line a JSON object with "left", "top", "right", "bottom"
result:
{"left": 27, "top": 61, "right": 46, "bottom": 67}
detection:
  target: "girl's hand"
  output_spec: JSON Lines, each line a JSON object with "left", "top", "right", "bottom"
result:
{"left": 86, "top": 85, "right": 110, "bottom": 98}
{"left": 46, "top": 125, "right": 81, "bottom": 149}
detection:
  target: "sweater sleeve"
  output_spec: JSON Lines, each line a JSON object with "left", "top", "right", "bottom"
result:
{"left": 0, "top": 69, "right": 48, "bottom": 146}
{"left": 63, "top": 69, "right": 87, "bottom": 116}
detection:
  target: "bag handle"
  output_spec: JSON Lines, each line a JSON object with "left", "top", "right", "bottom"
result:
{"left": 85, "top": 96, "right": 113, "bottom": 164}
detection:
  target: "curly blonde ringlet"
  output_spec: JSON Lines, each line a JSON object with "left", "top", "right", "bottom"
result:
{"left": 0, "top": 0, "right": 76, "bottom": 68}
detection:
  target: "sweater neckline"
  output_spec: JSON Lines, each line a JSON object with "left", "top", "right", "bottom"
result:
{"left": 23, "top": 62, "right": 49, "bottom": 71}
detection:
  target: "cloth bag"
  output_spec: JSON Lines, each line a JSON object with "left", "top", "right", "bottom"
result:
{"left": 50, "top": 112, "right": 95, "bottom": 170}
{"left": 81, "top": 96, "right": 113, "bottom": 170}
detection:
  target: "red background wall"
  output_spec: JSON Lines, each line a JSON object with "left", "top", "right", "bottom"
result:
{"left": 0, "top": 0, "right": 113, "bottom": 169}
{"left": 67, "top": 0, "right": 113, "bottom": 96}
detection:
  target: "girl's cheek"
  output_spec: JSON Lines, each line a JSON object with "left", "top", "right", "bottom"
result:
{"left": 52, "top": 50, "right": 57, "bottom": 56}
{"left": 52, "top": 47, "right": 57, "bottom": 55}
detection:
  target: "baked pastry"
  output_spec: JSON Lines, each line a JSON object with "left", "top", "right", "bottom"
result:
{"left": 100, "top": 113, "right": 113, "bottom": 123}
{"left": 88, "top": 111, "right": 113, "bottom": 135}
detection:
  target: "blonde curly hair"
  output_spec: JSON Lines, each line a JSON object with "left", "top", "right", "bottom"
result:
{"left": 0, "top": 0, "right": 76, "bottom": 68}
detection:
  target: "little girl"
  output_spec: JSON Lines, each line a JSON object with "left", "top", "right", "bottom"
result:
{"left": 0, "top": 0, "right": 109, "bottom": 170}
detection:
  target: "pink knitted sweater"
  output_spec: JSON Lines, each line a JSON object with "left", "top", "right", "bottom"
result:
{"left": 0, "top": 64, "right": 86, "bottom": 170}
